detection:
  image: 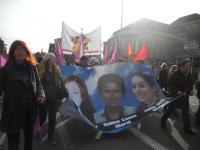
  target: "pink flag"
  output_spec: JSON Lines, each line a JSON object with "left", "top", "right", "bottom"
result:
{"left": 111, "top": 42, "right": 118, "bottom": 63}
{"left": 79, "top": 34, "right": 84, "bottom": 60}
{"left": 103, "top": 45, "right": 109, "bottom": 64}
{"left": 55, "top": 38, "right": 65, "bottom": 66}
{"left": 33, "top": 116, "right": 42, "bottom": 138}
{"left": 0, "top": 55, "right": 7, "bottom": 67}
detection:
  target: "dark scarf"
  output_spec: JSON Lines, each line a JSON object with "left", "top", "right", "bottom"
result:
{"left": 15, "top": 62, "right": 31, "bottom": 87}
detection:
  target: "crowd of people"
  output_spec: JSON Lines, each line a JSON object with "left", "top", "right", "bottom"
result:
{"left": 0, "top": 40, "right": 109, "bottom": 150}
{"left": 158, "top": 61, "right": 200, "bottom": 135}
{"left": 0, "top": 40, "right": 200, "bottom": 150}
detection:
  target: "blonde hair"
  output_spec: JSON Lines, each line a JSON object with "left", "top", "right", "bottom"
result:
{"left": 43, "top": 52, "right": 55, "bottom": 62}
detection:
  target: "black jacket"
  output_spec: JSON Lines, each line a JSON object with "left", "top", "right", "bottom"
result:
{"left": 158, "top": 69, "right": 168, "bottom": 89}
{"left": 0, "top": 62, "right": 45, "bottom": 134}
{"left": 168, "top": 70, "right": 193, "bottom": 97}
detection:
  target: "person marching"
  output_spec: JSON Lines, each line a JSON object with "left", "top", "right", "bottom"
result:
{"left": 0, "top": 40, "right": 45, "bottom": 150}
{"left": 38, "top": 52, "right": 68, "bottom": 144}
{"left": 161, "top": 60, "right": 196, "bottom": 135}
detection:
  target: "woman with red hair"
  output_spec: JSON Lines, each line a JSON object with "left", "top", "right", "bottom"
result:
{"left": 0, "top": 40, "right": 45, "bottom": 150}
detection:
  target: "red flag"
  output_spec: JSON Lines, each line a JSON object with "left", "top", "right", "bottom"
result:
{"left": 111, "top": 42, "right": 118, "bottom": 63}
{"left": 132, "top": 42, "right": 149, "bottom": 62}
{"left": 126, "top": 42, "right": 132, "bottom": 59}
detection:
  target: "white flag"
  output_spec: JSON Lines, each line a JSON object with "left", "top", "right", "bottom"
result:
{"left": 61, "top": 22, "right": 101, "bottom": 56}
{"left": 61, "top": 22, "right": 79, "bottom": 54}
{"left": 85, "top": 27, "right": 101, "bottom": 56}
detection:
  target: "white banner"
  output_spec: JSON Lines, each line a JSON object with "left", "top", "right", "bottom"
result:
{"left": 61, "top": 22, "right": 101, "bottom": 56}
{"left": 61, "top": 22, "right": 79, "bottom": 54}
{"left": 85, "top": 27, "right": 101, "bottom": 55}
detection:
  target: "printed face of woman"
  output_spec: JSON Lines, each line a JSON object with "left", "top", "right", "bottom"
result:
{"left": 65, "top": 81, "right": 82, "bottom": 107}
{"left": 101, "top": 82, "right": 123, "bottom": 107}
{"left": 14, "top": 45, "right": 27, "bottom": 62}
{"left": 131, "top": 75, "right": 155, "bottom": 105}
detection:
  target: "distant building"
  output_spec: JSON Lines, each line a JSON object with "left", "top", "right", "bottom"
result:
{"left": 105, "top": 13, "right": 200, "bottom": 70}
{"left": 105, "top": 18, "right": 184, "bottom": 63}
{"left": 171, "top": 13, "right": 200, "bottom": 71}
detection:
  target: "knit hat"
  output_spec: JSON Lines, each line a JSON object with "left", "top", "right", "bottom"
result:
{"left": 43, "top": 52, "right": 55, "bottom": 62}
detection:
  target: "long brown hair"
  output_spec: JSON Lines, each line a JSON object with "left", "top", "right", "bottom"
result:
{"left": 64, "top": 75, "right": 95, "bottom": 121}
{"left": 6, "top": 40, "right": 38, "bottom": 65}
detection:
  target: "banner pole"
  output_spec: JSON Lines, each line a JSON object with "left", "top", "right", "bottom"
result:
{"left": 120, "top": 0, "right": 124, "bottom": 29}
{"left": 81, "top": 28, "right": 84, "bottom": 56}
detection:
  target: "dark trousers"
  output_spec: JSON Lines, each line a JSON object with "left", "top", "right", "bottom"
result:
{"left": 39, "top": 102, "right": 47, "bottom": 126}
{"left": 7, "top": 111, "right": 33, "bottom": 150}
{"left": 47, "top": 99, "right": 58, "bottom": 138}
{"left": 195, "top": 106, "right": 200, "bottom": 124}
{"left": 161, "top": 96, "right": 191, "bottom": 130}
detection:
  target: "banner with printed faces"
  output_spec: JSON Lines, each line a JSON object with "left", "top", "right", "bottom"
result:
{"left": 59, "top": 63, "right": 171, "bottom": 133}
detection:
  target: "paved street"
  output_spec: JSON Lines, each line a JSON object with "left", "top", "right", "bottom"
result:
{"left": 0, "top": 96, "right": 199, "bottom": 150}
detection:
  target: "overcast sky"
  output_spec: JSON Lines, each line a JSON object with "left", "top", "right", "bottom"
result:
{"left": 0, "top": 0, "right": 199, "bottom": 53}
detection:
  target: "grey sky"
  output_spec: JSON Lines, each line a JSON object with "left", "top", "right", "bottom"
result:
{"left": 0, "top": 0, "right": 199, "bottom": 52}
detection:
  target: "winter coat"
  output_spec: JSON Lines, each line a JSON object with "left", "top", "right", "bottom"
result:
{"left": 38, "top": 63, "right": 68, "bottom": 102}
{"left": 167, "top": 70, "right": 193, "bottom": 97}
{"left": 0, "top": 62, "right": 45, "bottom": 134}
{"left": 158, "top": 69, "right": 168, "bottom": 90}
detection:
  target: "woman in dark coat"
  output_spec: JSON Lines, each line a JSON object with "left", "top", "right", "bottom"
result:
{"left": 38, "top": 52, "right": 68, "bottom": 144}
{"left": 0, "top": 40, "right": 45, "bottom": 150}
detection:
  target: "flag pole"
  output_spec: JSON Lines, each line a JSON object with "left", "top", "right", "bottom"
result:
{"left": 119, "top": 0, "right": 123, "bottom": 62}
{"left": 81, "top": 28, "right": 83, "bottom": 34}
{"left": 120, "top": 0, "right": 123, "bottom": 29}
{"left": 81, "top": 28, "right": 84, "bottom": 56}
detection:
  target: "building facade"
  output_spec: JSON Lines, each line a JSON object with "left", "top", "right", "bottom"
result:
{"left": 104, "top": 13, "right": 200, "bottom": 71}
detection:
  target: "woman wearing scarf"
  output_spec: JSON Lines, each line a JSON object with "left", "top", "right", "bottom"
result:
{"left": 38, "top": 52, "right": 68, "bottom": 144}
{"left": 0, "top": 40, "right": 45, "bottom": 150}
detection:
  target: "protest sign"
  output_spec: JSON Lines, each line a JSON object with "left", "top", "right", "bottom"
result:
{"left": 60, "top": 63, "right": 171, "bottom": 133}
